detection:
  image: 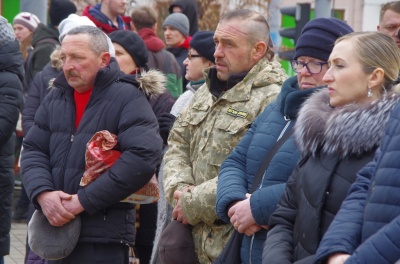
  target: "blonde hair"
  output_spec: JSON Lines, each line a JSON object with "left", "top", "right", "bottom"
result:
{"left": 335, "top": 31, "right": 400, "bottom": 91}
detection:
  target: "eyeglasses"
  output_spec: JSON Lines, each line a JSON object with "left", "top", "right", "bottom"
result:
{"left": 188, "top": 53, "right": 203, "bottom": 60}
{"left": 291, "top": 60, "right": 328, "bottom": 74}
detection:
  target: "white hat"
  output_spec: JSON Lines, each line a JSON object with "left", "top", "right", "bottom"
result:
{"left": 58, "top": 14, "right": 115, "bottom": 57}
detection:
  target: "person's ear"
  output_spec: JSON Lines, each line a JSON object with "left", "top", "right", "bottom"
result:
{"left": 100, "top": 52, "right": 111, "bottom": 67}
{"left": 130, "top": 22, "right": 136, "bottom": 32}
{"left": 252, "top": 41, "right": 267, "bottom": 61}
{"left": 368, "top": 67, "right": 384, "bottom": 93}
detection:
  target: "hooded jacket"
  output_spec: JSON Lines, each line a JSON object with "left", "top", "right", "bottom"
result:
{"left": 169, "top": 0, "right": 199, "bottom": 36}
{"left": 82, "top": 4, "right": 129, "bottom": 34}
{"left": 21, "top": 58, "right": 162, "bottom": 247}
{"left": 163, "top": 58, "right": 287, "bottom": 263}
{"left": 315, "top": 98, "right": 400, "bottom": 264}
{"left": 138, "top": 28, "right": 183, "bottom": 98}
{"left": 25, "top": 23, "right": 59, "bottom": 91}
{"left": 22, "top": 48, "right": 62, "bottom": 135}
{"left": 262, "top": 89, "right": 400, "bottom": 264}
{"left": 0, "top": 39, "right": 24, "bottom": 256}
{"left": 216, "top": 76, "right": 318, "bottom": 264}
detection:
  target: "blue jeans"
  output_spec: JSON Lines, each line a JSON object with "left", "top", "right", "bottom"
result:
{"left": 0, "top": 256, "right": 4, "bottom": 264}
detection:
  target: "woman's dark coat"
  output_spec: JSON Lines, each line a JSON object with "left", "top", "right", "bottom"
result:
{"left": 315, "top": 100, "right": 400, "bottom": 264}
{"left": 216, "top": 76, "right": 317, "bottom": 264}
{"left": 262, "top": 90, "right": 400, "bottom": 264}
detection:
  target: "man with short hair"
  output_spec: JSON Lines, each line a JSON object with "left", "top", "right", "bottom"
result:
{"left": 82, "top": 0, "right": 130, "bottom": 33}
{"left": 21, "top": 25, "right": 162, "bottom": 262}
{"left": 377, "top": 1, "right": 400, "bottom": 48}
{"left": 162, "top": 12, "right": 191, "bottom": 89}
{"left": 131, "top": 5, "right": 183, "bottom": 98}
{"left": 163, "top": 9, "right": 287, "bottom": 263}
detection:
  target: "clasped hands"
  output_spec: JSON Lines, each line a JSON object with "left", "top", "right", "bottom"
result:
{"left": 172, "top": 185, "right": 194, "bottom": 225}
{"left": 228, "top": 193, "right": 268, "bottom": 236}
{"left": 37, "top": 191, "right": 84, "bottom": 227}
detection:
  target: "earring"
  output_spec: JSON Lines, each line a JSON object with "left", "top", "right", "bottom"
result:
{"left": 367, "top": 87, "right": 372, "bottom": 98}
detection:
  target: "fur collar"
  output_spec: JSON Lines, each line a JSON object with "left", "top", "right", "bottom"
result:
{"left": 295, "top": 89, "right": 400, "bottom": 157}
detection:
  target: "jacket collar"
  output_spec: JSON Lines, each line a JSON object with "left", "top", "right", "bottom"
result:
{"left": 295, "top": 89, "right": 400, "bottom": 157}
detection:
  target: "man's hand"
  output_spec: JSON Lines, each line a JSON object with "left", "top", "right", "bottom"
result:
{"left": 37, "top": 191, "right": 76, "bottom": 227}
{"left": 61, "top": 194, "right": 85, "bottom": 216}
{"left": 172, "top": 186, "right": 194, "bottom": 225}
{"left": 327, "top": 253, "right": 351, "bottom": 264}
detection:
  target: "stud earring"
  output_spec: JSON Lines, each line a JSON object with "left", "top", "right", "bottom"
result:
{"left": 367, "top": 87, "right": 372, "bottom": 98}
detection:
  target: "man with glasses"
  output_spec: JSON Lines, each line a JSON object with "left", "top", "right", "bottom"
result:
{"left": 216, "top": 17, "right": 353, "bottom": 264}
{"left": 163, "top": 10, "right": 287, "bottom": 263}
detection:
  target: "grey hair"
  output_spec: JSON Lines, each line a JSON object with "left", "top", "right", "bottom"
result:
{"left": 63, "top": 25, "right": 109, "bottom": 56}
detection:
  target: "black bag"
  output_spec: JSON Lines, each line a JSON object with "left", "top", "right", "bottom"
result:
{"left": 158, "top": 220, "right": 199, "bottom": 264}
{"left": 212, "top": 230, "right": 243, "bottom": 264}
{"left": 213, "top": 128, "right": 294, "bottom": 264}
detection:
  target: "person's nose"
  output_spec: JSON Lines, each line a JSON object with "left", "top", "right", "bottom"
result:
{"left": 214, "top": 44, "right": 223, "bottom": 59}
{"left": 322, "top": 68, "right": 333, "bottom": 83}
{"left": 183, "top": 57, "right": 189, "bottom": 66}
{"left": 299, "top": 65, "right": 311, "bottom": 76}
{"left": 396, "top": 28, "right": 400, "bottom": 39}
{"left": 63, "top": 58, "right": 74, "bottom": 71}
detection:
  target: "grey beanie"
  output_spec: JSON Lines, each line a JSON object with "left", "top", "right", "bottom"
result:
{"left": 162, "top": 13, "right": 189, "bottom": 37}
{"left": 0, "top": 16, "right": 16, "bottom": 48}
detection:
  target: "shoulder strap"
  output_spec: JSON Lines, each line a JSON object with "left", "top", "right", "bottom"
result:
{"left": 250, "top": 127, "right": 294, "bottom": 194}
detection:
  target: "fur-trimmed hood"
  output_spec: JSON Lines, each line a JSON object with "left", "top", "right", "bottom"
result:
{"left": 295, "top": 89, "right": 400, "bottom": 157}
{"left": 120, "top": 69, "right": 166, "bottom": 100}
{"left": 135, "top": 69, "right": 166, "bottom": 99}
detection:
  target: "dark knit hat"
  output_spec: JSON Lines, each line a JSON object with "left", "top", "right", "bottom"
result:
{"left": 49, "top": 0, "right": 77, "bottom": 27}
{"left": 293, "top": 17, "right": 353, "bottom": 61}
{"left": 162, "top": 13, "right": 189, "bottom": 37}
{"left": 109, "top": 30, "right": 149, "bottom": 68}
{"left": 190, "top": 31, "right": 215, "bottom": 63}
{"left": 0, "top": 16, "right": 16, "bottom": 48}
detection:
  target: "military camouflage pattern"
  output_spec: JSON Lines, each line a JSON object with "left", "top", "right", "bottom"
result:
{"left": 163, "top": 58, "right": 287, "bottom": 264}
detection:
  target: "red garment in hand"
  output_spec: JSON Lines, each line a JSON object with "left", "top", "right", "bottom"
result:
{"left": 80, "top": 131, "right": 120, "bottom": 186}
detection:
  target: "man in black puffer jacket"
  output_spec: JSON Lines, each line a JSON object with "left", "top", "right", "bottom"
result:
{"left": 0, "top": 16, "right": 24, "bottom": 263}
{"left": 21, "top": 25, "right": 162, "bottom": 263}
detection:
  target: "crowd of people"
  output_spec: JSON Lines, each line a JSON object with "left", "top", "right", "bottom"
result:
{"left": 2, "top": 1, "right": 400, "bottom": 264}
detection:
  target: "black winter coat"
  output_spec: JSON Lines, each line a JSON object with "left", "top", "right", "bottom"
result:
{"left": 0, "top": 39, "right": 24, "bottom": 256}
{"left": 262, "top": 90, "right": 400, "bottom": 264}
{"left": 21, "top": 58, "right": 162, "bottom": 246}
{"left": 22, "top": 62, "right": 60, "bottom": 135}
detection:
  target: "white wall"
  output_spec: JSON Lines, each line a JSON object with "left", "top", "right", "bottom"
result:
{"left": 279, "top": 0, "right": 386, "bottom": 32}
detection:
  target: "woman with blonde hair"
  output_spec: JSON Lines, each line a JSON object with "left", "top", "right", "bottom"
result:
{"left": 13, "top": 12, "right": 40, "bottom": 59}
{"left": 263, "top": 31, "right": 400, "bottom": 264}
{"left": 315, "top": 34, "right": 400, "bottom": 264}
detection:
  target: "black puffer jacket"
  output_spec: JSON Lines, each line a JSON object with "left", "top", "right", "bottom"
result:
{"left": 21, "top": 58, "right": 162, "bottom": 245}
{"left": 262, "top": 89, "right": 400, "bottom": 264}
{"left": 0, "top": 39, "right": 24, "bottom": 256}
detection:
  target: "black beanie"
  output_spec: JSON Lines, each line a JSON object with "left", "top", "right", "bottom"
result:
{"left": 293, "top": 17, "right": 353, "bottom": 61}
{"left": 189, "top": 31, "right": 215, "bottom": 63}
{"left": 108, "top": 30, "right": 149, "bottom": 68}
{"left": 49, "top": 0, "right": 77, "bottom": 27}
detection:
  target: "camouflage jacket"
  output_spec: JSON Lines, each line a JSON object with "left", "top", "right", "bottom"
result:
{"left": 163, "top": 58, "right": 287, "bottom": 263}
